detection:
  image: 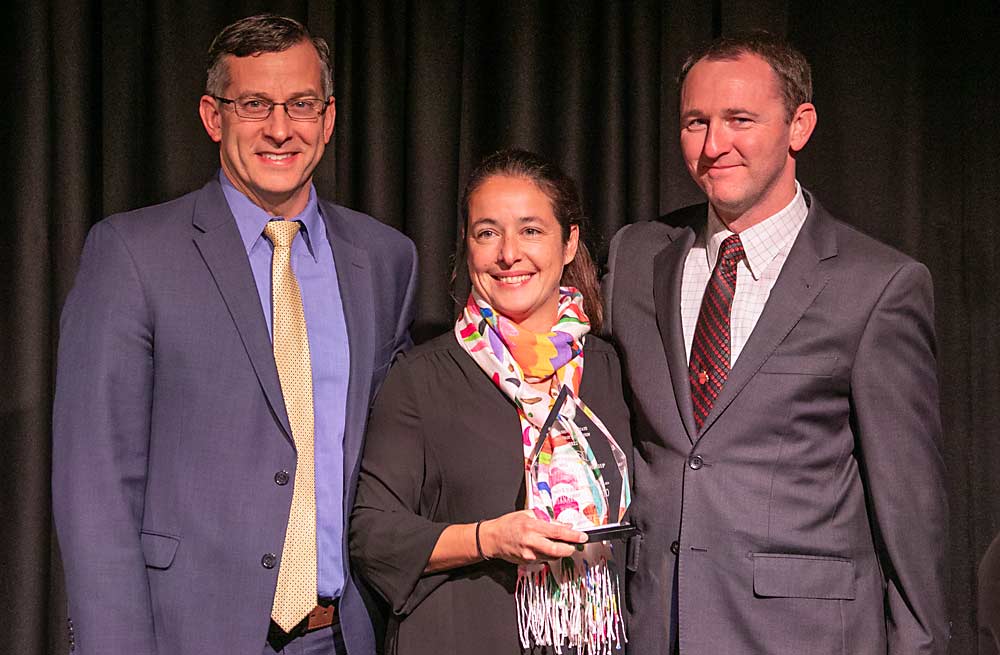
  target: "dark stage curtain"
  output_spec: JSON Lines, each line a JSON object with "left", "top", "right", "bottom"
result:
{"left": 4, "top": 1, "right": 997, "bottom": 653}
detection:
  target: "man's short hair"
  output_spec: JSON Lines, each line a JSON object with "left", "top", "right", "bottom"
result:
{"left": 679, "top": 30, "right": 812, "bottom": 121}
{"left": 205, "top": 14, "right": 333, "bottom": 98}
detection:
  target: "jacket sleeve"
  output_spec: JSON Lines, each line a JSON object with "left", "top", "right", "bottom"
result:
{"left": 51, "top": 220, "right": 157, "bottom": 654}
{"left": 349, "top": 354, "right": 451, "bottom": 615}
{"left": 392, "top": 238, "right": 418, "bottom": 359}
{"left": 600, "top": 223, "right": 631, "bottom": 340}
{"left": 850, "top": 261, "right": 950, "bottom": 654}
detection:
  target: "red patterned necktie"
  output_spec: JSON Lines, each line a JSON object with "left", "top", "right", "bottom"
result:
{"left": 689, "top": 234, "right": 745, "bottom": 432}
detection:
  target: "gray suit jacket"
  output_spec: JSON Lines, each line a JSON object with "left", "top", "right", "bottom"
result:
{"left": 979, "top": 532, "right": 1000, "bottom": 655}
{"left": 605, "top": 192, "right": 949, "bottom": 654}
{"left": 52, "top": 179, "right": 418, "bottom": 655}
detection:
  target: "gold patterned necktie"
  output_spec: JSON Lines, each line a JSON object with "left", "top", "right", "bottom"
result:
{"left": 264, "top": 220, "right": 318, "bottom": 632}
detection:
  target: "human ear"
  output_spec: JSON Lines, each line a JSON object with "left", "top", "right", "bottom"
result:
{"left": 322, "top": 96, "right": 336, "bottom": 144}
{"left": 788, "top": 103, "right": 817, "bottom": 152}
{"left": 199, "top": 95, "right": 223, "bottom": 143}
{"left": 563, "top": 225, "right": 580, "bottom": 265}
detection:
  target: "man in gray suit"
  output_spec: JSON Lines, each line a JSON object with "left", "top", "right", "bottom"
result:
{"left": 52, "top": 15, "right": 416, "bottom": 655}
{"left": 605, "top": 32, "right": 949, "bottom": 654}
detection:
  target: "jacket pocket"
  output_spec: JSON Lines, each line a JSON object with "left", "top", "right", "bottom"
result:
{"left": 140, "top": 531, "right": 180, "bottom": 569}
{"left": 752, "top": 553, "right": 855, "bottom": 600}
{"left": 758, "top": 355, "right": 837, "bottom": 376}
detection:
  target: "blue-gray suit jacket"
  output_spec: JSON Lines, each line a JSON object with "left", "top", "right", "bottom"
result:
{"left": 52, "top": 178, "right": 418, "bottom": 654}
{"left": 605, "top": 192, "right": 949, "bottom": 654}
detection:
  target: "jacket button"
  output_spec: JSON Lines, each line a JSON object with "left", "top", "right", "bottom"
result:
{"left": 688, "top": 455, "right": 704, "bottom": 470}
{"left": 670, "top": 540, "right": 680, "bottom": 555}
{"left": 261, "top": 553, "right": 277, "bottom": 569}
{"left": 274, "top": 470, "right": 290, "bottom": 485}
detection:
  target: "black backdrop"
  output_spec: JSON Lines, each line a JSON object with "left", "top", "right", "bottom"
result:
{"left": 4, "top": 1, "right": 998, "bottom": 653}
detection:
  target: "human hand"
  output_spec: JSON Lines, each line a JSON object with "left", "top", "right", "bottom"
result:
{"left": 478, "top": 510, "right": 587, "bottom": 565}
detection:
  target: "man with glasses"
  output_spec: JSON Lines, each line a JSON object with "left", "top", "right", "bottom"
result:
{"left": 52, "top": 14, "right": 416, "bottom": 655}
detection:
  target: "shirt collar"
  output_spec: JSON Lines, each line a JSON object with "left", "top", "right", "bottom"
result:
{"left": 219, "top": 170, "right": 323, "bottom": 262}
{"left": 704, "top": 181, "right": 808, "bottom": 280}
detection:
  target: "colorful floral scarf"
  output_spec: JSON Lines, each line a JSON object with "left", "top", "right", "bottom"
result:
{"left": 455, "top": 287, "right": 631, "bottom": 655}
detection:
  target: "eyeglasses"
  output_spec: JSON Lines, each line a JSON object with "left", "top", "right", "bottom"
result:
{"left": 214, "top": 96, "right": 330, "bottom": 121}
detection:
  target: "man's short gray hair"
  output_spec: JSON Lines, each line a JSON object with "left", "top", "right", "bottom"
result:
{"left": 205, "top": 14, "right": 333, "bottom": 98}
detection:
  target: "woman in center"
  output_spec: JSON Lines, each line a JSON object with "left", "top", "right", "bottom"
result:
{"left": 350, "top": 149, "right": 632, "bottom": 655}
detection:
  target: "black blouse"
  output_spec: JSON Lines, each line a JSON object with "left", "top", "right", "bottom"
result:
{"left": 349, "top": 331, "right": 632, "bottom": 655}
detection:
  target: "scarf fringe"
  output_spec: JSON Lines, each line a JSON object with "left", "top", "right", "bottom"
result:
{"left": 516, "top": 555, "right": 626, "bottom": 655}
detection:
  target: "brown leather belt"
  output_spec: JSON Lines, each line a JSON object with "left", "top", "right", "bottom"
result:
{"left": 268, "top": 598, "right": 339, "bottom": 649}
{"left": 305, "top": 599, "right": 338, "bottom": 631}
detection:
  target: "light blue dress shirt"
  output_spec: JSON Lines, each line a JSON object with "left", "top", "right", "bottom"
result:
{"left": 221, "top": 171, "right": 350, "bottom": 600}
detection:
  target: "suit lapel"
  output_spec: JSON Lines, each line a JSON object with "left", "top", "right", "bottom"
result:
{"left": 191, "top": 180, "right": 292, "bottom": 440}
{"left": 319, "top": 202, "right": 374, "bottom": 494}
{"left": 653, "top": 227, "right": 699, "bottom": 444}
{"left": 696, "top": 197, "right": 837, "bottom": 439}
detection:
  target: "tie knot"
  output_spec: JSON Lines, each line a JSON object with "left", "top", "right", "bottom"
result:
{"left": 719, "top": 234, "right": 745, "bottom": 266}
{"left": 264, "top": 220, "right": 301, "bottom": 248}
